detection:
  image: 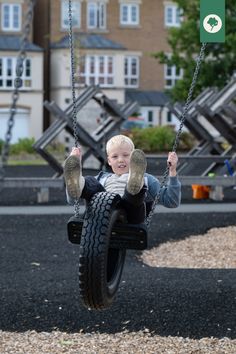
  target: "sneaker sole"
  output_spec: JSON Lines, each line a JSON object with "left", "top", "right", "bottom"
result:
{"left": 127, "top": 149, "right": 147, "bottom": 195}
{"left": 64, "top": 155, "right": 82, "bottom": 199}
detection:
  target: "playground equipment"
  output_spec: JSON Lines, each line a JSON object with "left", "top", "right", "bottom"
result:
{"left": 33, "top": 87, "right": 139, "bottom": 176}
{"left": 167, "top": 77, "right": 236, "bottom": 177}
{"left": 1, "top": 1, "right": 235, "bottom": 204}
{"left": 196, "top": 77, "right": 236, "bottom": 177}
{"left": 0, "top": 1, "right": 235, "bottom": 311}
{"left": 65, "top": 0, "right": 208, "bottom": 310}
{"left": 167, "top": 76, "right": 236, "bottom": 200}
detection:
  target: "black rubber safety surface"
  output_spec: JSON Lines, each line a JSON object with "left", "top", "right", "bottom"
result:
{"left": 0, "top": 212, "right": 235, "bottom": 339}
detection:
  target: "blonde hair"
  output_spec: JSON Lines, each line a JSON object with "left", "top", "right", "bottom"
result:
{"left": 106, "top": 135, "right": 135, "bottom": 155}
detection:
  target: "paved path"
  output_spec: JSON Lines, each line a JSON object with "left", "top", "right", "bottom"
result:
{"left": 1, "top": 202, "right": 236, "bottom": 214}
{"left": 0, "top": 212, "right": 235, "bottom": 339}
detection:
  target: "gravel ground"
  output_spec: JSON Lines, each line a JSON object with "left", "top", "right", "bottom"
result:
{"left": 0, "top": 330, "right": 235, "bottom": 354}
{"left": 141, "top": 226, "right": 236, "bottom": 269}
{"left": 0, "top": 215, "right": 236, "bottom": 354}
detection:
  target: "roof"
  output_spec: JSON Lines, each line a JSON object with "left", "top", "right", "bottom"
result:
{"left": 51, "top": 33, "right": 126, "bottom": 50}
{"left": 0, "top": 35, "right": 43, "bottom": 52}
{"left": 125, "top": 90, "right": 170, "bottom": 107}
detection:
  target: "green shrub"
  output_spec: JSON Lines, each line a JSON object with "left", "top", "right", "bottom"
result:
{"left": 129, "top": 126, "right": 196, "bottom": 152}
{"left": 131, "top": 126, "right": 176, "bottom": 152}
{"left": 10, "top": 137, "right": 35, "bottom": 155}
{"left": 178, "top": 131, "right": 196, "bottom": 151}
{"left": 0, "top": 139, "right": 4, "bottom": 153}
{"left": 46, "top": 141, "right": 65, "bottom": 154}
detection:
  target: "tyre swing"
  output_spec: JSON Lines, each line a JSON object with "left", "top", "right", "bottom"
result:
{"left": 66, "top": 0, "right": 207, "bottom": 310}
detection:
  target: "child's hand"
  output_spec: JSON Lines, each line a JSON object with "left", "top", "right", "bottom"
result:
{"left": 70, "top": 146, "right": 82, "bottom": 158}
{"left": 167, "top": 152, "right": 178, "bottom": 176}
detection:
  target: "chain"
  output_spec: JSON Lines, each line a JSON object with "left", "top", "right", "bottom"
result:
{"left": 0, "top": 0, "right": 36, "bottom": 179}
{"left": 68, "top": 0, "right": 80, "bottom": 216}
{"left": 68, "top": 0, "right": 79, "bottom": 148}
{"left": 145, "top": 42, "right": 207, "bottom": 228}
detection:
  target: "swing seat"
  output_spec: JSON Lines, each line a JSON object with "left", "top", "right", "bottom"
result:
{"left": 67, "top": 215, "right": 148, "bottom": 250}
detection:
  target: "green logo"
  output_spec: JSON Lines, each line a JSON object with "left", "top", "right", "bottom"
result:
{"left": 203, "top": 14, "right": 222, "bottom": 33}
{"left": 200, "top": 0, "right": 225, "bottom": 43}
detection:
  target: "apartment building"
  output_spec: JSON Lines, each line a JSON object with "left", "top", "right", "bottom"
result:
{"left": 0, "top": 0, "right": 44, "bottom": 143}
{"left": 34, "top": 0, "right": 182, "bottom": 131}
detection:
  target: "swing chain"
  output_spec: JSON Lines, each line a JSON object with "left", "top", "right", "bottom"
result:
{"left": 68, "top": 0, "right": 80, "bottom": 216}
{"left": 0, "top": 0, "right": 36, "bottom": 179}
{"left": 145, "top": 42, "right": 207, "bottom": 228}
{"left": 172, "top": 43, "right": 207, "bottom": 153}
{"left": 68, "top": 0, "right": 79, "bottom": 149}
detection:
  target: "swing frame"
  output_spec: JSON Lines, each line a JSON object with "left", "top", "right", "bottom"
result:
{"left": 66, "top": 0, "right": 207, "bottom": 246}
{"left": 66, "top": 0, "right": 206, "bottom": 309}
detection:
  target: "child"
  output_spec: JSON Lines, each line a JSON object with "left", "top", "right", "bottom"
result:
{"left": 64, "top": 134, "right": 181, "bottom": 224}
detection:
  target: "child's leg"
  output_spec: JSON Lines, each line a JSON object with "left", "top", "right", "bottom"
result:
{"left": 126, "top": 149, "right": 147, "bottom": 195}
{"left": 121, "top": 185, "right": 147, "bottom": 224}
{"left": 121, "top": 149, "right": 147, "bottom": 224}
{"left": 64, "top": 151, "right": 105, "bottom": 202}
{"left": 81, "top": 176, "right": 105, "bottom": 201}
{"left": 64, "top": 155, "right": 85, "bottom": 200}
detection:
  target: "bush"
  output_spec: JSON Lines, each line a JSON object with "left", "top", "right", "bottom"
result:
{"left": 0, "top": 139, "right": 4, "bottom": 153}
{"left": 131, "top": 126, "right": 176, "bottom": 152}
{"left": 128, "top": 126, "right": 196, "bottom": 153}
{"left": 10, "top": 137, "right": 35, "bottom": 155}
{"left": 46, "top": 141, "right": 65, "bottom": 154}
{"left": 178, "top": 131, "right": 196, "bottom": 151}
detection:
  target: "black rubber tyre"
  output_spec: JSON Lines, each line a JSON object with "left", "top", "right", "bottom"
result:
{"left": 79, "top": 192, "right": 126, "bottom": 310}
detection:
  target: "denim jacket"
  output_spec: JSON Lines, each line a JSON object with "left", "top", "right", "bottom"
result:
{"left": 96, "top": 171, "right": 181, "bottom": 208}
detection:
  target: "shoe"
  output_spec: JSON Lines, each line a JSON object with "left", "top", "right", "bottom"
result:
{"left": 63, "top": 155, "right": 85, "bottom": 199}
{"left": 127, "top": 149, "right": 147, "bottom": 195}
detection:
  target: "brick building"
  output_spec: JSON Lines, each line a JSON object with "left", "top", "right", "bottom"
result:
{"left": 0, "top": 0, "right": 44, "bottom": 143}
{"left": 34, "top": 0, "right": 182, "bottom": 131}
{"left": 0, "top": 1, "right": 182, "bottom": 144}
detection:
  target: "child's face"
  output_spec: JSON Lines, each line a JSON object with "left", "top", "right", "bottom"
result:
{"left": 107, "top": 142, "right": 133, "bottom": 175}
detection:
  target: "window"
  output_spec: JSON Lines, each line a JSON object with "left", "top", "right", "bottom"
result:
{"left": 167, "top": 111, "right": 172, "bottom": 123}
{"left": 0, "top": 107, "right": 29, "bottom": 143}
{"left": 61, "top": 0, "right": 81, "bottom": 29}
{"left": 148, "top": 111, "right": 153, "bottom": 125}
{"left": 87, "top": 2, "right": 106, "bottom": 29}
{"left": 121, "top": 120, "right": 148, "bottom": 132}
{"left": 164, "top": 4, "right": 181, "bottom": 27}
{"left": 120, "top": 3, "right": 139, "bottom": 25}
{"left": 1, "top": 3, "right": 21, "bottom": 31}
{"left": 0, "top": 57, "right": 32, "bottom": 89}
{"left": 24, "top": 59, "right": 32, "bottom": 87}
{"left": 164, "top": 63, "right": 183, "bottom": 88}
{"left": 124, "top": 56, "right": 139, "bottom": 87}
{"left": 77, "top": 55, "right": 114, "bottom": 87}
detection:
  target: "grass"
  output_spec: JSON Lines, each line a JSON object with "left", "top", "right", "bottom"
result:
{"left": 8, "top": 159, "right": 48, "bottom": 166}
{"left": 7, "top": 152, "right": 64, "bottom": 166}
{"left": 0, "top": 139, "right": 66, "bottom": 166}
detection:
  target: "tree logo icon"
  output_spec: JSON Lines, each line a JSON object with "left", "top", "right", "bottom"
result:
{"left": 203, "top": 14, "right": 222, "bottom": 33}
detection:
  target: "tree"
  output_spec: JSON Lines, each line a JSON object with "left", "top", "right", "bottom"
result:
{"left": 153, "top": 0, "right": 236, "bottom": 102}
{"left": 207, "top": 17, "right": 218, "bottom": 31}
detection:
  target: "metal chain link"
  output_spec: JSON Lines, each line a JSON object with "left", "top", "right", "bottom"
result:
{"left": 0, "top": 0, "right": 36, "bottom": 179}
{"left": 68, "top": 0, "right": 79, "bottom": 149}
{"left": 145, "top": 42, "right": 207, "bottom": 228}
{"left": 68, "top": 0, "right": 80, "bottom": 216}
